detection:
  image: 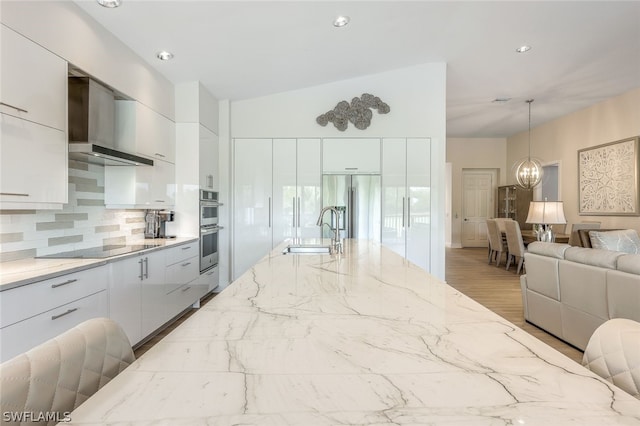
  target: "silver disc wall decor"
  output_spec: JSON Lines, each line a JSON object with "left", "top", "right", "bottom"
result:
{"left": 316, "top": 93, "right": 390, "bottom": 131}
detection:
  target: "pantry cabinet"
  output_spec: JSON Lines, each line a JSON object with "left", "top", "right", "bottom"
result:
{"left": 200, "top": 125, "right": 219, "bottom": 190}
{"left": 381, "top": 138, "right": 431, "bottom": 271}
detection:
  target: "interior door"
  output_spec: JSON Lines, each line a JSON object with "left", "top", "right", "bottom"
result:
{"left": 461, "top": 170, "right": 494, "bottom": 247}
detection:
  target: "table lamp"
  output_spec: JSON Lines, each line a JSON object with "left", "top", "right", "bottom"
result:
{"left": 525, "top": 200, "right": 566, "bottom": 242}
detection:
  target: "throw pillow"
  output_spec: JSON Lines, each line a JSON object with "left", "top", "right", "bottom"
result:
{"left": 589, "top": 229, "right": 640, "bottom": 254}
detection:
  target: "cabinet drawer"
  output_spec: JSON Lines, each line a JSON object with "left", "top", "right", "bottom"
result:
{"left": 0, "top": 290, "right": 108, "bottom": 362}
{"left": 167, "top": 281, "right": 208, "bottom": 318}
{"left": 165, "top": 256, "right": 199, "bottom": 293}
{"left": 0, "top": 265, "right": 108, "bottom": 327}
{"left": 165, "top": 243, "right": 198, "bottom": 266}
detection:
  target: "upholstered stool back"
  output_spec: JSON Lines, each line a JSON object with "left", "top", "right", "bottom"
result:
{"left": 0, "top": 317, "right": 135, "bottom": 425}
{"left": 582, "top": 318, "right": 640, "bottom": 399}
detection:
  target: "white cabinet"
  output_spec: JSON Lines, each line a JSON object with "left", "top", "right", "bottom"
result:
{"left": 234, "top": 138, "right": 322, "bottom": 279}
{"left": 0, "top": 114, "right": 67, "bottom": 207}
{"left": 115, "top": 100, "right": 176, "bottom": 163}
{"left": 0, "top": 25, "right": 68, "bottom": 209}
{"left": 0, "top": 265, "right": 109, "bottom": 362}
{"left": 109, "top": 256, "right": 143, "bottom": 345}
{"left": 164, "top": 242, "right": 206, "bottom": 325}
{"left": 138, "top": 250, "right": 168, "bottom": 338}
{"left": 104, "top": 159, "right": 175, "bottom": 209}
{"left": 0, "top": 25, "right": 67, "bottom": 131}
{"left": 200, "top": 125, "right": 219, "bottom": 190}
{"left": 381, "top": 138, "right": 431, "bottom": 271}
{"left": 322, "top": 138, "right": 381, "bottom": 174}
{"left": 272, "top": 138, "right": 321, "bottom": 246}
{"left": 234, "top": 139, "right": 273, "bottom": 278}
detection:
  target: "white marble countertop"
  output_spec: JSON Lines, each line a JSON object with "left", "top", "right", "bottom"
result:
{"left": 65, "top": 239, "right": 640, "bottom": 425}
{"left": 0, "top": 237, "right": 198, "bottom": 291}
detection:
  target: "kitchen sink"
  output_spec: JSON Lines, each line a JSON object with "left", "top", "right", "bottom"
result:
{"left": 282, "top": 244, "right": 333, "bottom": 255}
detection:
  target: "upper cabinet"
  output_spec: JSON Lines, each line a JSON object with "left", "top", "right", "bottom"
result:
{"left": 115, "top": 100, "right": 176, "bottom": 163}
{"left": 0, "top": 25, "right": 68, "bottom": 209}
{"left": 199, "top": 125, "right": 219, "bottom": 190}
{"left": 322, "top": 138, "right": 381, "bottom": 174}
{"left": 0, "top": 25, "right": 67, "bottom": 131}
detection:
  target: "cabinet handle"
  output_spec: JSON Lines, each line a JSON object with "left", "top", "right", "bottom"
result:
{"left": 205, "top": 270, "right": 215, "bottom": 276}
{"left": 407, "top": 197, "right": 411, "bottom": 228}
{"left": 297, "top": 197, "right": 301, "bottom": 229}
{"left": 182, "top": 246, "right": 191, "bottom": 250}
{"left": 154, "top": 200, "right": 165, "bottom": 203}
{"left": 143, "top": 257, "right": 149, "bottom": 279}
{"left": 155, "top": 153, "right": 166, "bottom": 158}
{"left": 51, "top": 308, "right": 78, "bottom": 320}
{"left": 138, "top": 259, "right": 144, "bottom": 281}
{"left": 268, "top": 197, "right": 272, "bottom": 228}
{"left": 402, "top": 197, "right": 406, "bottom": 228}
{"left": 0, "top": 192, "right": 29, "bottom": 197}
{"left": 292, "top": 197, "right": 296, "bottom": 228}
{"left": 51, "top": 279, "right": 78, "bottom": 289}
{"left": 0, "top": 102, "right": 28, "bottom": 113}
{"left": 181, "top": 262, "right": 191, "bottom": 267}
{"left": 345, "top": 167, "right": 358, "bottom": 170}
{"left": 181, "top": 286, "right": 192, "bottom": 292}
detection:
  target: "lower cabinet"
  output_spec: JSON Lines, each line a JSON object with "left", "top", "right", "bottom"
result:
{"left": 0, "top": 265, "right": 109, "bottom": 362}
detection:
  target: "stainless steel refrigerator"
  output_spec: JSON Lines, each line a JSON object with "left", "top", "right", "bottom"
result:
{"left": 321, "top": 174, "right": 381, "bottom": 241}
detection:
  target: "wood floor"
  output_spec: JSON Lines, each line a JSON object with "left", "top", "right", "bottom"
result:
{"left": 136, "top": 248, "right": 584, "bottom": 364}
{"left": 445, "top": 246, "right": 584, "bottom": 364}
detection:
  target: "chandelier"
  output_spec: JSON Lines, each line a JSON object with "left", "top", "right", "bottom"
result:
{"left": 513, "top": 99, "right": 543, "bottom": 190}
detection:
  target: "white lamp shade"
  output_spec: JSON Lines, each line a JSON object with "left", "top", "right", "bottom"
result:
{"left": 526, "top": 201, "right": 567, "bottom": 224}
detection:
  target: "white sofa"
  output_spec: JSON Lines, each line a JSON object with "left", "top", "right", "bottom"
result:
{"left": 521, "top": 242, "right": 640, "bottom": 350}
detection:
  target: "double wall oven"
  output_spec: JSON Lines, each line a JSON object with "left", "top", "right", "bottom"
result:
{"left": 200, "top": 190, "right": 221, "bottom": 273}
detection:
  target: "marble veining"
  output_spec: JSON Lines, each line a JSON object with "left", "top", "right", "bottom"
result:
{"left": 66, "top": 240, "right": 640, "bottom": 425}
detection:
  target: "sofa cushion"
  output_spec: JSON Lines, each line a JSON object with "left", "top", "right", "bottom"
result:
{"left": 564, "top": 246, "right": 624, "bottom": 270}
{"left": 617, "top": 254, "right": 640, "bottom": 274}
{"left": 527, "top": 242, "right": 571, "bottom": 259}
{"left": 590, "top": 229, "right": 640, "bottom": 254}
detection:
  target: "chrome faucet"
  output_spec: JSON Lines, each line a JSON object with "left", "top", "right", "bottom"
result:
{"left": 316, "top": 206, "right": 342, "bottom": 254}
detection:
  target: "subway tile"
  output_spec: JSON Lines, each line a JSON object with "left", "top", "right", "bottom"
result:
{"left": 54, "top": 213, "right": 89, "bottom": 221}
{"left": 74, "top": 184, "right": 105, "bottom": 194}
{"left": 103, "top": 236, "right": 126, "bottom": 247}
{"left": 68, "top": 160, "right": 89, "bottom": 171}
{"left": 0, "top": 248, "right": 37, "bottom": 263}
{"left": 0, "top": 232, "right": 23, "bottom": 243}
{"left": 36, "top": 221, "right": 74, "bottom": 231}
{"left": 95, "top": 224, "right": 120, "bottom": 233}
{"left": 69, "top": 176, "right": 98, "bottom": 186}
{"left": 131, "top": 227, "right": 145, "bottom": 234}
{"left": 126, "top": 216, "right": 145, "bottom": 223}
{"left": 77, "top": 199, "right": 105, "bottom": 207}
{"left": 48, "top": 235, "right": 83, "bottom": 247}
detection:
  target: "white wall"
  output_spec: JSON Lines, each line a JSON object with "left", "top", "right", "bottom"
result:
{"left": 446, "top": 138, "right": 507, "bottom": 248}
{"left": 507, "top": 87, "right": 640, "bottom": 232}
{"left": 228, "top": 63, "right": 447, "bottom": 279}
{"left": 1, "top": 1, "right": 174, "bottom": 119}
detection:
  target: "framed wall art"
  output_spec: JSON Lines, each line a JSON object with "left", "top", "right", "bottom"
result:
{"left": 578, "top": 136, "right": 640, "bottom": 216}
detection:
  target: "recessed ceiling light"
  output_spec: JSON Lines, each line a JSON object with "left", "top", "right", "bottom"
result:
{"left": 97, "top": 0, "right": 122, "bottom": 8}
{"left": 516, "top": 45, "right": 531, "bottom": 53}
{"left": 333, "top": 16, "right": 350, "bottom": 27}
{"left": 156, "top": 51, "right": 174, "bottom": 61}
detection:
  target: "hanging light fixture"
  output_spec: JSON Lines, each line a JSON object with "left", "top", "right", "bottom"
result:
{"left": 513, "top": 99, "right": 543, "bottom": 190}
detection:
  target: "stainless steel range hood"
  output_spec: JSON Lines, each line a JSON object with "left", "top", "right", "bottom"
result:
{"left": 68, "top": 77, "right": 153, "bottom": 166}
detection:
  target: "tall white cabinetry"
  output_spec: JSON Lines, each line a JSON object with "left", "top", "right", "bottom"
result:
{"left": 233, "top": 138, "right": 321, "bottom": 279}
{"left": 0, "top": 25, "right": 68, "bottom": 209}
{"left": 382, "top": 138, "right": 431, "bottom": 271}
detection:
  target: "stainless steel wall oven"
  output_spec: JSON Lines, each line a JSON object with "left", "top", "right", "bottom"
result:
{"left": 200, "top": 190, "right": 221, "bottom": 272}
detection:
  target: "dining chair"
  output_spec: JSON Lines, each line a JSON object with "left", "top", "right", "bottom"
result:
{"left": 0, "top": 318, "right": 135, "bottom": 425}
{"left": 504, "top": 219, "right": 526, "bottom": 274}
{"left": 486, "top": 219, "right": 507, "bottom": 267}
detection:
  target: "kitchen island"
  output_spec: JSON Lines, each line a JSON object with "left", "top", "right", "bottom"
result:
{"left": 66, "top": 240, "right": 640, "bottom": 425}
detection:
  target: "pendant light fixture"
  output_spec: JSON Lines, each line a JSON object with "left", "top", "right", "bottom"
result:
{"left": 513, "top": 99, "right": 543, "bottom": 190}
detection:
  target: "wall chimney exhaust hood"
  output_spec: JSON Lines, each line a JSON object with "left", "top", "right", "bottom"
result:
{"left": 68, "top": 77, "right": 153, "bottom": 166}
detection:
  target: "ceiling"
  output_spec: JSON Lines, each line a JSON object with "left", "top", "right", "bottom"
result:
{"left": 74, "top": 0, "right": 640, "bottom": 138}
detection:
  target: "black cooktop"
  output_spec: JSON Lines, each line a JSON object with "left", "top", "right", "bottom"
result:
{"left": 37, "top": 244, "right": 162, "bottom": 259}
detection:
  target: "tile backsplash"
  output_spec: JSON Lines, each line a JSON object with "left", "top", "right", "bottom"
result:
{"left": 0, "top": 160, "right": 145, "bottom": 262}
